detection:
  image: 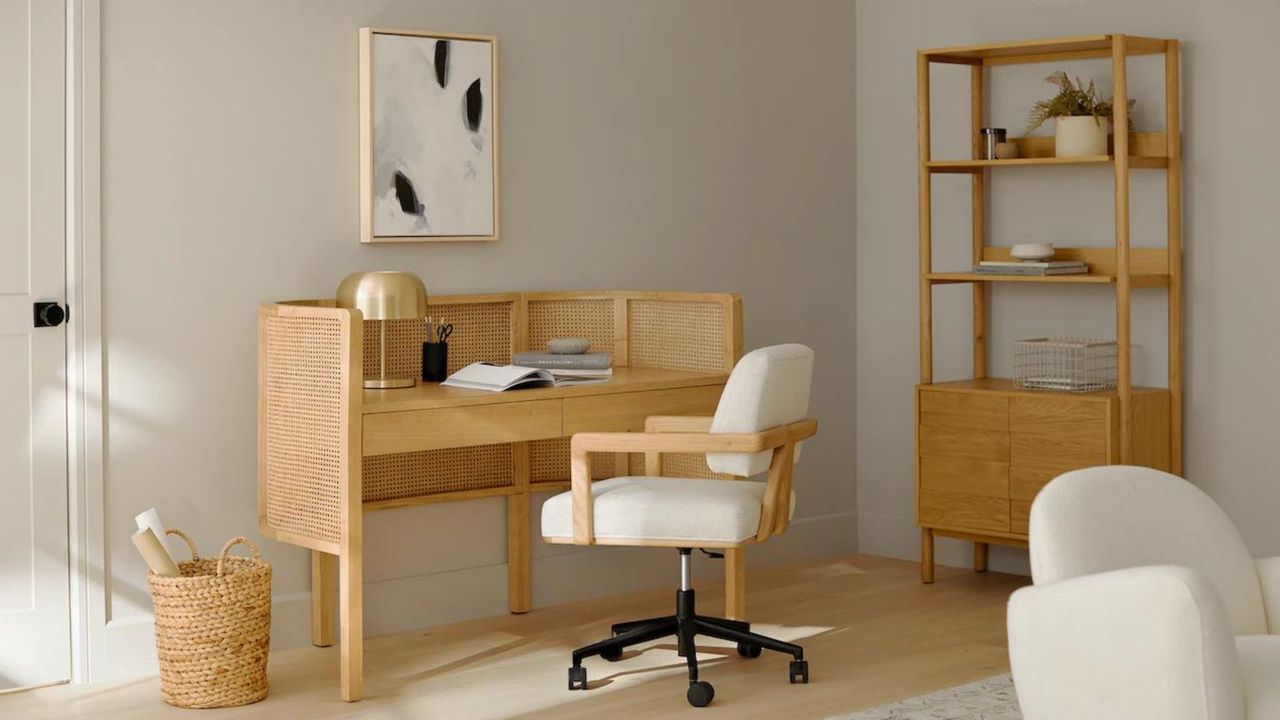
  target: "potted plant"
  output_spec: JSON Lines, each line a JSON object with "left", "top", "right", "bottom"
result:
{"left": 1026, "top": 71, "right": 1135, "bottom": 157}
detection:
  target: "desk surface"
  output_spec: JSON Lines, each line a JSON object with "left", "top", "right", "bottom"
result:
{"left": 362, "top": 367, "right": 729, "bottom": 414}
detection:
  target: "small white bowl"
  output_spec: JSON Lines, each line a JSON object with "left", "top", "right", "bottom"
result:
{"left": 548, "top": 337, "right": 590, "bottom": 355}
{"left": 1010, "top": 243, "right": 1055, "bottom": 261}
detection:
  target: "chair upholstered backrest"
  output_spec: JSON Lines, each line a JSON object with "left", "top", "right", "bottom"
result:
{"left": 1030, "top": 466, "right": 1268, "bottom": 635}
{"left": 706, "top": 344, "right": 814, "bottom": 477}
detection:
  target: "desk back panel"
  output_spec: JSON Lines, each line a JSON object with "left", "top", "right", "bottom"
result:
{"left": 260, "top": 292, "right": 741, "bottom": 547}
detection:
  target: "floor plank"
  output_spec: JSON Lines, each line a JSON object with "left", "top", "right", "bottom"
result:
{"left": 1, "top": 555, "right": 1026, "bottom": 719}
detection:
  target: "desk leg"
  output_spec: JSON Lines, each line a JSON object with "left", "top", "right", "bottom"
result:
{"left": 339, "top": 549, "right": 363, "bottom": 701}
{"left": 507, "top": 491, "right": 532, "bottom": 613}
{"left": 724, "top": 547, "right": 745, "bottom": 621}
{"left": 311, "top": 550, "right": 337, "bottom": 647}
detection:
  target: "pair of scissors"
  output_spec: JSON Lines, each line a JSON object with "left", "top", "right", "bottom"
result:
{"left": 437, "top": 323, "right": 453, "bottom": 344}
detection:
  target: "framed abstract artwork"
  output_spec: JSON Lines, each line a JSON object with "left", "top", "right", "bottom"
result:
{"left": 359, "top": 28, "right": 499, "bottom": 243}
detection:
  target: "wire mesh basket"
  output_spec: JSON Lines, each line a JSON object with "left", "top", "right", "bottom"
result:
{"left": 1012, "top": 337, "right": 1117, "bottom": 392}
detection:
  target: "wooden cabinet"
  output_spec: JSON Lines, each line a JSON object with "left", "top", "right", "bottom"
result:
{"left": 914, "top": 34, "right": 1182, "bottom": 582}
{"left": 916, "top": 379, "right": 1171, "bottom": 544}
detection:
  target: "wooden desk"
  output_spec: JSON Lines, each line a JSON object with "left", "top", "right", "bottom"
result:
{"left": 258, "top": 291, "right": 743, "bottom": 701}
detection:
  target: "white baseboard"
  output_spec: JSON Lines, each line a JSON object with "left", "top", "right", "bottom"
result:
{"left": 857, "top": 510, "right": 1030, "bottom": 576}
{"left": 93, "top": 511, "right": 857, "bottom": 682}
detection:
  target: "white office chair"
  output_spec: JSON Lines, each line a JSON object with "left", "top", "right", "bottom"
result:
{"left": 540, "top": 344, "right": 817, "bottom": 707}
{"left": 1008, "top": 466, "right": 1280, "bottom": 719}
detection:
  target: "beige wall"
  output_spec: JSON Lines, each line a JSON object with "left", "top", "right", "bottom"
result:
{"left": 97, "top": 0, "right": 857, "bottom": 676}
{"left": 856, "top": 0, "right": 1280, "bottom": 572}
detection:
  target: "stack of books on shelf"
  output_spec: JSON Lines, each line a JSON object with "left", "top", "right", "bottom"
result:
{"left": 512, "top": 350, "right": 614, "bottom": 386}
{"left": 974, "top": 260, "right": 1089, "bottom": 276}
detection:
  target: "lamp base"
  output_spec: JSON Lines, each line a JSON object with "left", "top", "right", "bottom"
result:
{"left": 363, "top": 377, "right": 416, "bottom": 390}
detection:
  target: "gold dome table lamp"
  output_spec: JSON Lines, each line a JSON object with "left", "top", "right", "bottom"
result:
{"left": 337, "top": 271, "right": 428, "bottom": 389}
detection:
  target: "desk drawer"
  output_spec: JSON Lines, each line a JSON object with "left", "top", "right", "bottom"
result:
{"left": 363, "top": 399, "right": 563, "bottom": 456}
{"left": 563, "top": 385, "right": 723, "bottom": 435}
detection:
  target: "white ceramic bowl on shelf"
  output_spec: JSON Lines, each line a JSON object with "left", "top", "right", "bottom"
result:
{"left": 1010, "top": 243, "right": 1055, "bottom": 261}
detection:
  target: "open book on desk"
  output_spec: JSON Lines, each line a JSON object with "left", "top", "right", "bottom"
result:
{"left": 441, "top": 362, "right": 613, "bottom": 392}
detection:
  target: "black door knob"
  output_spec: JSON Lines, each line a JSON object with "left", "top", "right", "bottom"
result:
{"left": 33, "top": 302, "right": 66, "bottom": 328}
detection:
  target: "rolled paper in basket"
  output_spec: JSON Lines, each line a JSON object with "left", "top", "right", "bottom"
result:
{"left": 131, "top": 527, "right": 180, "bottom": 577}
{"left": 134, "top": 507, "right": 178, "bottom": 564}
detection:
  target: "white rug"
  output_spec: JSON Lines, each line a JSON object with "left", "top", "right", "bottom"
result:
{"left": 831, "top": 674, "right": 1021, "bottom": 720}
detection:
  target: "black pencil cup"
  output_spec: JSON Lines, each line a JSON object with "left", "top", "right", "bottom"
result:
{"left": 422, "top": 342, "right": 448, "bottom": 382}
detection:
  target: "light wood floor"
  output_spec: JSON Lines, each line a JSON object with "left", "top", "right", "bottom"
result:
{"left": 3, "top": 555, "right": 1026, "bottom": 719}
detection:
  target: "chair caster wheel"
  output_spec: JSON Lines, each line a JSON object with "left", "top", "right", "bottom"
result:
{"left": 568, "top": 665, "right": 587, "bottom": 690}
{"left": 687, "top": 680, "right": 715, "bottom": 707}
{"left": 737, "top": 642, "right": 762, "bottom": 658}
{"left": 601, "top": 646, "right": 624, "bottom": 662}
{"left": 789, "top": 659, "right": 809, "bottom": 684}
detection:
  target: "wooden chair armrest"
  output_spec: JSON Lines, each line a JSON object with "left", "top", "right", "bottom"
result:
{"left": 644, "top": 415, "right": 714, "bottom": 433}
{"left": 567, "top": 419, "right": 818, "bottom": 544}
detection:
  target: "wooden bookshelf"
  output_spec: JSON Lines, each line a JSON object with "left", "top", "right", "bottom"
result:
{"left": 915, "top": 34, "right": 1183, "bottom": 583}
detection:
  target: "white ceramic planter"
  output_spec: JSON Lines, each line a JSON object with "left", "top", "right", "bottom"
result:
{"left": 1054, "top": 116, "right": 1109, "bottom": 157}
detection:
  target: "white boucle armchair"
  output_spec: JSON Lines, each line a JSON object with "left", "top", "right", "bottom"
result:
{"left": 1008, "top": 466, "right": 1280, "bottom": 719}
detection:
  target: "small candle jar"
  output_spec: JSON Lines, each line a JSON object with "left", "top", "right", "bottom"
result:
{"left": 979, "top": 127, "right": 1007, "bottom": 160}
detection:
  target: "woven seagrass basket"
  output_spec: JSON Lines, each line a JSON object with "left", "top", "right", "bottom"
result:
{"left": 148, "top": 529, "right": 272, "bottom": 709}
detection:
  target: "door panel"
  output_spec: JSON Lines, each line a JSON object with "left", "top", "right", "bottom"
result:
{"left": 0, "top": 0, "right": 70, "bottom": 690}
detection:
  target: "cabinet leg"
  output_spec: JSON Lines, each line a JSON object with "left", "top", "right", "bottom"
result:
{"left": 921, "top": 528, "right": 935, "bottom": 584}
{"left": 974, "top": 542, "right": 989, "bottom": 573}
{"left": 339, "top": 549, "right": 363, "bottom": 702}
{"left": 506, "top": 492, "right": 532, "bottom": 613}
{"left": 311, "top": 550, "right": 337, "bottom": 647}
{"left": 724, "top": 547, "right": 745, "bottom": 621}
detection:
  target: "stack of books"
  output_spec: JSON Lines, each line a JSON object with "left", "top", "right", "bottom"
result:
{"left": 974, "top": 260, "right": 1089, "bottom": 276}
{"left": 512, "top": 350, "right": 614, "bottom": 385}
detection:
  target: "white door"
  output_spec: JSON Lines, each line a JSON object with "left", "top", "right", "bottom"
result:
{"left": 0, "top": 0, "right": 70, "bottom": 690}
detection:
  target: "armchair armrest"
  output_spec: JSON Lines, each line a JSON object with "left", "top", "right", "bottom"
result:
{"left": 567, "top": 419, "right": 817, "bottom": 544}
{"left": 1008, "top": 565, "right": 1244, "bottom": 720}
{"left": 1256, "top": 556, "right": 1280, "bottom": 633}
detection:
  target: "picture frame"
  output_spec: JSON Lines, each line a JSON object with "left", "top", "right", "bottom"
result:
{"left": 359, "top": 27, "right": 500, "bottom": 243}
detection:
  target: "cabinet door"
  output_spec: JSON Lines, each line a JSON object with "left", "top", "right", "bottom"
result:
{"left": 1009, "top": 395, "right": 1110, "bottom": 504}
{"left": 918, "top": 391, "right": 1010, "bottom": 532}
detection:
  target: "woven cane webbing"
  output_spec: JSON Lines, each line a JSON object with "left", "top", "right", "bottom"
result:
{"left": 526, "top": 299, "right": 614, "bottom": 354}
{"left": 363, "top": 444, "right": 514, "bottom": 502}
{"left": 629, "top": 300, "right": 727, "bottom": 372}
{"left": 262, "top": 313, "right": 344, "bottom": 544}
{"left": 362, "top": 318, "right": 425, "bottom": 380}
{"left": 430, "top": 301, "right": 514, "bottom": 374}
{"left": 530, "top": 437, "right": 615, "bottom": 482}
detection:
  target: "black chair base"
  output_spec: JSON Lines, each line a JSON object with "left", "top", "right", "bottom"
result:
{"left": 566, "top": 549, "right": 809, "bottom": 708}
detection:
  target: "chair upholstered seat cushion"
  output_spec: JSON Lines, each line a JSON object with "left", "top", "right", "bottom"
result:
{"left": 1239, "top": 635, "right": 1280, "bottom": 719}
{"left": 540, "top": 477, "right": 793, "bottom": 544}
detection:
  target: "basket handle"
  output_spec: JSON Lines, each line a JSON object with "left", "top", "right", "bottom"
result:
{"left": 216, "top": 536, "right": 263, "bottom": 577}
{"left": 164, "top": 528, "right": 200, "bottom": 562}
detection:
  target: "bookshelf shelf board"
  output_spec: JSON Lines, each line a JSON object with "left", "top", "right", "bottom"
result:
{"left": 920, "top": 377, "right": 1170, "bottom": 400}
{"left": 926, "top": 155, "right": 1168, "bottom": 173}
{"left": 927, "top": 272, "right": 1169, "bottom": 288}
{"left": 921, "top": 34, "right": 1169, "bottom": 66}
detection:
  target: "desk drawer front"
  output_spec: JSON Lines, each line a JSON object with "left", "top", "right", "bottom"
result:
{"left": 363, "top": 399, "right": 563, "bottom": 456}
{"left": 562, "top": 385, "right": 723, "bottom": 435}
